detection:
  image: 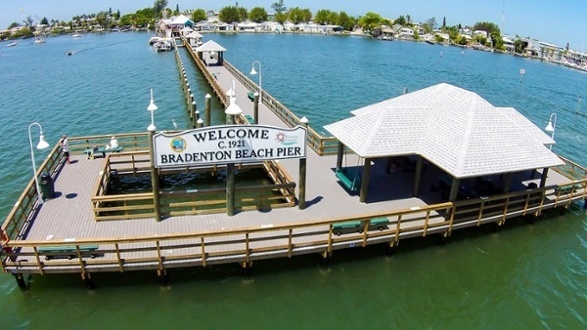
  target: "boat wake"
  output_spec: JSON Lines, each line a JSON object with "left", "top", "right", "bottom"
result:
{"left": 69, "top": 40, "right": 133, "bottom": 55}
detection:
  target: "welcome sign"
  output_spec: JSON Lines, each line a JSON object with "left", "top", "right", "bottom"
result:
{"left": 153, "top": 125, "right": 307, "bottom": 168}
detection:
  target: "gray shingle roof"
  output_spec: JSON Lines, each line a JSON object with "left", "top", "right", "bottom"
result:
{"left": 195, "top": 40, "right": 227, "bottom": 52}
{"left": 324, "top": 83, "right": 563, "bottom": 179}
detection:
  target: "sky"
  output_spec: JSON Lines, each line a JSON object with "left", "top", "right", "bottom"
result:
{"left": 2, "top": 0, "right": 586, "bottom": 50}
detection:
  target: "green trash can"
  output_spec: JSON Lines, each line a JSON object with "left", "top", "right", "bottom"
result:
{"left": 40, "top": 172, "right": 55, "bottom": 199}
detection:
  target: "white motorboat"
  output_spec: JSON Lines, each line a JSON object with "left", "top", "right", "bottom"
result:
{"left": 71, "top": 33, "right": 81, "bottom": 38}
{"left": 149, "top": 36, "right": 162, "bottom": 45}
{"left": 7, "top": 41, "right": 18, "bottom": 47}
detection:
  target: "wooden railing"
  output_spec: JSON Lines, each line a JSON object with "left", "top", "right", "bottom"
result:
{"left": 184, "top": 39, "right": 227, "bottom": 107}
{"left": 174, "top": 43, "right": 197, "bottom": 119}
{"left": 88, "top": 151, "right": 296, "bottom": 220}
{"left": 1, "top": 202, "right": 454, "bottom": 276}
{"left": 68, "top": 132, "right": 149, "bottom": 155}
{"left": 554, "top": 155, "right": 587, "bottom": 181}
{"left": 90, "top": 152, "right": 155, "bottom": 221}
{"left": 1, "top": 142, "right": 63, "bottom": 241}
{"left": 3, "top": 174, "right": 586, "bottom": 275}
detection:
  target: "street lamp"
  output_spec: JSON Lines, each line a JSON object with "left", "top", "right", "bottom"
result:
{"left": 147, "top": 88, "right": 158, "bottom": 131}
{"left": 250, "top": 60, "right": 262, "bottom": 103}
{"left": 545, "top": 112, "right": 557, "bottom": 150}
{"left": 28, "top": 122, "right": 50, "bottom": 205}
{"left": 225, "top": 80, "right": 243, "bottom": 124}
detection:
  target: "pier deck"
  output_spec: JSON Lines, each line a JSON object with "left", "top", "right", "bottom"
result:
{"left": 1, "top": 43, "right": 585, "bottom": 279}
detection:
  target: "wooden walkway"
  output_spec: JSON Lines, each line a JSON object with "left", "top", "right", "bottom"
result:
{"left": 2, "top": 43, "right": 585, "bottom": 279}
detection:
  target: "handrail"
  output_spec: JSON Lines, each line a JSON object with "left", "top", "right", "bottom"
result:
{"left": 3, "top": 176, "right": 586, "bottom": 274}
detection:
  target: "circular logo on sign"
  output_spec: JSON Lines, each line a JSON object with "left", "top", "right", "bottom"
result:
{"left": 170, "top": 137, "right": 186, "bottom": 152}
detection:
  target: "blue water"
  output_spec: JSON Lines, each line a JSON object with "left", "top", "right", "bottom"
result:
{"left": 0, "top": 32, "right": 586, "bottom": 328}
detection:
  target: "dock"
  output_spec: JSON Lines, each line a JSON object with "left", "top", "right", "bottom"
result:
{"left": 2, "top": 37, "right": 587, "bottom": 289}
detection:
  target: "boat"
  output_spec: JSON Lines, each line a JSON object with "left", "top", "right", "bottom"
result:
{"left": 71, "top": 33, "right": 81, "bottom": 38}
{"left": 7, "top": 41, "right": 18, "bottom": 47}
{"left": 34, "top": 37, "right": 46, "bottom": 44}
{"left": 149, "top": 36, "right": 162, "bottom": 45}
{"left": 154, "top": 39, "right": 173, "bottom": 52}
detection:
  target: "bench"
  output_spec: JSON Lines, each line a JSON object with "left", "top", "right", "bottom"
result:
{"left": 555, "top": 184, "right": 583, "bottom": 196}
{"left": 85, "top": 146, "right": 123, "bottom": 159}
{"left": 333, "top": 221, "right": 362, "bottom": 235}
{"left": 369, "top": 217, "right": 389, "bottom": 230}
{"left": 335, "top": 169, "right": 359, "bottom": 192}
{"left": 333, "top": 217, "right": 389, "bottom": 235}
{"left": 244, "top": 114, "right": 255, "bottom": 124}
{"left": 247, "top": 92, "right": 256, "bottom": 101}
{"left": 38, "top": 244, "right": 99, "bottom": 260}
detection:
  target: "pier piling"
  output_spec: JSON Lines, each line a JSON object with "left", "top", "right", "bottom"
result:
{"left": 191, "top": 102, "right": 197, "bottom": 128}
{"left": 85, "top": 273, "right": 95, "bottom": 290}
{"left": 205, "top": 94, "right": 211, "bottom": 127}
{"left": 12, "top": 272, "right": 28, "bottom": 290}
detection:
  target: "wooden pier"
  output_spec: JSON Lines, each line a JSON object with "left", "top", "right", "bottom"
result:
{"left": 2, "top": 37, "right": 587, "bottom": 288}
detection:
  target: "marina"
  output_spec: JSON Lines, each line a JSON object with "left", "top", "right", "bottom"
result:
{"left": 1, "top": 34, "right": 587, "bottom": 290}
{"left": 0, "top": 32, "right": 586, "bottom": 327}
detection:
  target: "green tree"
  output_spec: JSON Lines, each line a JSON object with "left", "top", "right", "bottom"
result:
{"left": 472, "top": 21, "right": 500, "bottom": 34}
{"left": 423, "top": 17, "right": 437, "bottom": 32}
{"left": 40, "top": 17, "right": 49, "bottom": 25}
{"left": 249, "top": 7, "right": 267, "bottom": 22}
{"left": 337, "top": 11, "right": 355, "bottom": 31}
{"left": 327, "top": 11, "right": 339, "bottom": 24}
{"left": 7, "top": 22, "right": 19, "bottom": 29}
{"left": 192, "top": 9, "right": 207, "bottom": 22}
{"left": 153, "top": 0, "right": 168, "bottom": 18}
{"left": 275, "top": 12, "right": 287, "bottom": 25}
{"left": 237, "top": 7, "right": 247, "bottom": 21}
{"left": 22, "top": 16, "right": 34, "bottom": 28}
{"left": 96, "top": 11, "right": 108, "bottom": 27}
{"left": 271, "top": 0, "right": 287, "bottom": 14}
{"left": 514, "top": 39, "right": 525, "bottom": 53}
{"left": 395, "top": 15, "right": 406, "bottom": 26}
{"left": 288, "top": 7, "right": 302, "bottom": 24}
{"left": 174, "top": 4, "right": 180, "bottom": 15}
{"left": 314, "top": 9, "right": 331, "bottom": 25}
{"left": 358, "top": 12, "right": 385, "bottom": 32}
{"left": 219, "top": 6, "right": 240, "bottom": 23}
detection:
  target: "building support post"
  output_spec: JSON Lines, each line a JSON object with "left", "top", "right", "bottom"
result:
{"left": 227, "top": 163, "right": 235, "bottom": 216}
{"left": 359, "top": 158, "right": 372, "bottom": 203}
{"left": 149, "top": 130, "right": 161, "bottom": 222}
{"left": 502, "top": 172, "right": 513, "bottom": 193}
{"left": 449, "top": 178, "right": 461, "bottom": 202}
{"left": 413, "top": 156, "right": 423, "bottom": 196}
{"left": 539, "top": 168, "right": 549, "bottom": 188}
{"left": 336, "top": 142, "right": 344, "bottom": 170}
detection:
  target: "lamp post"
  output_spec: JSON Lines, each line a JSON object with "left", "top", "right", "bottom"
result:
{"left": 147, "top": 88, "right": 158, "bottom": 131}
{"left": 28, "top": 122, "right": 50, "bottom": 205}
{"left": 225, "top": 80, "right": 243, "bottom": 125}
{"left": 147, "top": 89, "right": 161, "bottom": 221}
{"left": 545, "top": 112, "right": 557, "bottom": 150}
{"left": 250, "top": 60, "right": 262, "bottom": 103}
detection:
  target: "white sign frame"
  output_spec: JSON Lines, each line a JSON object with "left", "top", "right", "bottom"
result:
{"left": 153, "top": 125, "right": 307, "bottom": 168}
